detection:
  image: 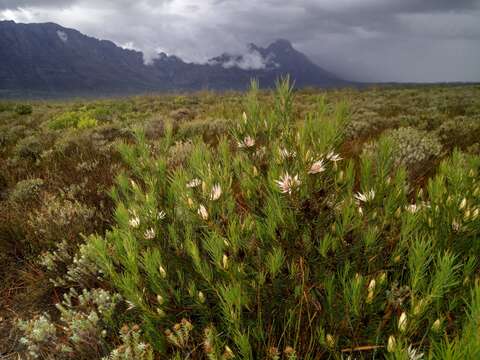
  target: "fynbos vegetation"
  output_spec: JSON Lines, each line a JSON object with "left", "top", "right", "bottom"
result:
{"left": 1, "top": 82, "right": 480, "bottom": 359}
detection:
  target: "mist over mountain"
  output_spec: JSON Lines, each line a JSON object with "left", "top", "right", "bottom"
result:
{"left": 0, "top": 21, "right": 348, "bottom": 98}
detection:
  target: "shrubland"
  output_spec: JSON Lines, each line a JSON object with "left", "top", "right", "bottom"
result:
{"left": 0, "top": 82, "right": 479, "bottom": 359}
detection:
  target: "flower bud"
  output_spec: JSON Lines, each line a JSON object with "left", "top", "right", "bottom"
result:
{"left": 398, "top": 312, "right": 407, "bottom": 333}
{"left": 325, "top": 334, "right": 335, "bottom": 348}
{"left": 337, "top": 170, "right": 344, "bottom": 182}
{"left": 431, "top": 318, "right": 442, "bottom": 332}
{"left": 159, "top": 265, "right": 167, "bottom": 278}
{"left": 223, "top": 345, "right": 234, "bottom": 359}
{"left": 378, "top": 272, "right": 387, "bottom": 285}
{"left": 387, "top": 335, "right": 396, "bottom": 352}
{"left": 395, "top": 207, "right": 402, "bottom": 218}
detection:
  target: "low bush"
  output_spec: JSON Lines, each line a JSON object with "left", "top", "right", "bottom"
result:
{"left": 49, "top": 111, "right": 80, "bottom": 130}
{"left": 365, "top": 127, "right": 443, "bottom": 179}
{"left": 26, "top": 193, "right": 96, "bottom": 250}
{"left": 435, "top": 117, "right": 480, "bottom": 150}
{"left": 177, "top": 118, "right": 229, "bottom": 143}
{"left": 77, "top": 115, "right": 99, "bottom": 130}
{"left": 9, "top": 178, "right": 44, "bottom": 203}
{"left": 14, "top": 134, "right": 49, "bottom": 162}
{"left": 15, "top": 104, "right": 33, "bottom": 115}
{"left": 83, "top": 80, "right": 480, "bottom": 358}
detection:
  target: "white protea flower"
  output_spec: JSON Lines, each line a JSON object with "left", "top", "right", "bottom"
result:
{"left": 354, "top": 189, "right": 375, "bottom": 203}
{"left": 308, "top": 159, "right": 326, "bottom": 174}
{"left": 406, "top": 204, "right": 418, "bottom": 213}
{"left": 275, "top": 172, "right": 301, "bottom": 195}
{"left": 237, "top": 136, "right": 255, "bottom": 148}
{"left": 157, "top": 210, "right": 166, "bottom": 220}
{"left": 144, "top": 228, "right": 156, "bottom": 240}
{"left": 129, "top": 216, "right": 140, "bottom": 228}
{"left": 210, "top": 184, "right": 222, "bottom": 201}
{"left": 326, "top": 151, "right": 343, "bottom": 162}
{"left": 187, "top": 178, "right": 202, "bottom": 188}
{"left": 126, "top": 301, "right": 136, "bottom": 310}
{"left": 407, "top": 345, "right": 424, "bottom": 360}
{"left": 279, "top": 147, "right": 296, "bottom": 160}
{"left": 198, "top": 204, "right": 209, "bottom": 220}
{"left": 398, "top": 312, "right": 407, "bottom": 332}
{"left": 242, "top": 111, "right": 248, "bottom": 123}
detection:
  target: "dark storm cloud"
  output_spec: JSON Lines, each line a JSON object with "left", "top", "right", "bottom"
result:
{"left": 1, "top": 0, "right": 479, "bottom": 82}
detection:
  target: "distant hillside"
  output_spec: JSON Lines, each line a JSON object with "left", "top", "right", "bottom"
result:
{"left": 0, "top": 21, "right": 350, "bottom": 97}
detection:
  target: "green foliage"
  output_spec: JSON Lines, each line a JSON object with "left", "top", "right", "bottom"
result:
{"left": 77, "top": 115, "right": 99, "bottom": 129}
{"left": 83, "top": 81, "right": 480, "bottom": 358}
{"left": 49, "top": 111, "right": 80, "bottom": 129}
{"left": 49, "top": 111, "right": 99, "bottom": 130}
{"left": 4, "top": 84, "right": 480, "bottom": 359}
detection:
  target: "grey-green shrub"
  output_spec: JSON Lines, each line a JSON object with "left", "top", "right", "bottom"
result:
{"left": 10, "top": 178, "right": 44, "bottom": 203}
{"left": 364, "top": 127, "right": 443, "bottom": 178}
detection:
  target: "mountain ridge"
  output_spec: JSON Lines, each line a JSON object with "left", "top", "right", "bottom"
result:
{"left": 0, "top": 20, "right": 350, "bottom": 97}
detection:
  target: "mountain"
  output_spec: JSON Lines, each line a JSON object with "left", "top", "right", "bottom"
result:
{"left": 0, "top": 21, "right": 349, "bottom": 97}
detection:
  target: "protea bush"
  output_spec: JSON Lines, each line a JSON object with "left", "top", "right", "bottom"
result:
{"left": 82, "top": 79, "right": 480, "bottom": 359}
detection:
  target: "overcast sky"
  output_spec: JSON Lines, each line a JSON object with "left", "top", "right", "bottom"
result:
{"left": 1, "top": 0, "right": 479, "bottom": 82}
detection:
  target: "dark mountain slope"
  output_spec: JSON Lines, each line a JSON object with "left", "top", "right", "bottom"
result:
{"left": 0, "top": 21, "right": 350, "bottom": 97}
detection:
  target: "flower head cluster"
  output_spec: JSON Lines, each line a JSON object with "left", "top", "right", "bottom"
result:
{"left": 275, "top": 172, "right": 301, "bottom": 195}
{"left": 237, "top": 136, "right": 255, "bottom": 148}
{"left": 407, "top": 345, "right": 424, "bottom": 360}
{"left": 187, "top": 178, "right": 202, "bottom": 188}
{"left": 354, "top": 189, "right": 376, "bottom": 203}
{"left": 209, "top": 184, "right": 222, "bottom": 201}
{"left": 129, "top": 215, "right": 140, "bottom": 228}
{"left": 198, "top": 204, "right": 209, "bottom": 220}
{"left": 326, "top": 151, "right": 343, "bottom": 162}
{"left": 308, "top": 159, "right": 326, "bottom": 174}
{"left": 144, "top": 228, "right": 156, "bottom": 240}
{"left": 279, "top": 147, "right": 296, "bottom": 160}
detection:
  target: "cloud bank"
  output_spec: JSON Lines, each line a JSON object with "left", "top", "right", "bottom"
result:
{"left": 1, "top": 0, "right": 479, "bottom": 82}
